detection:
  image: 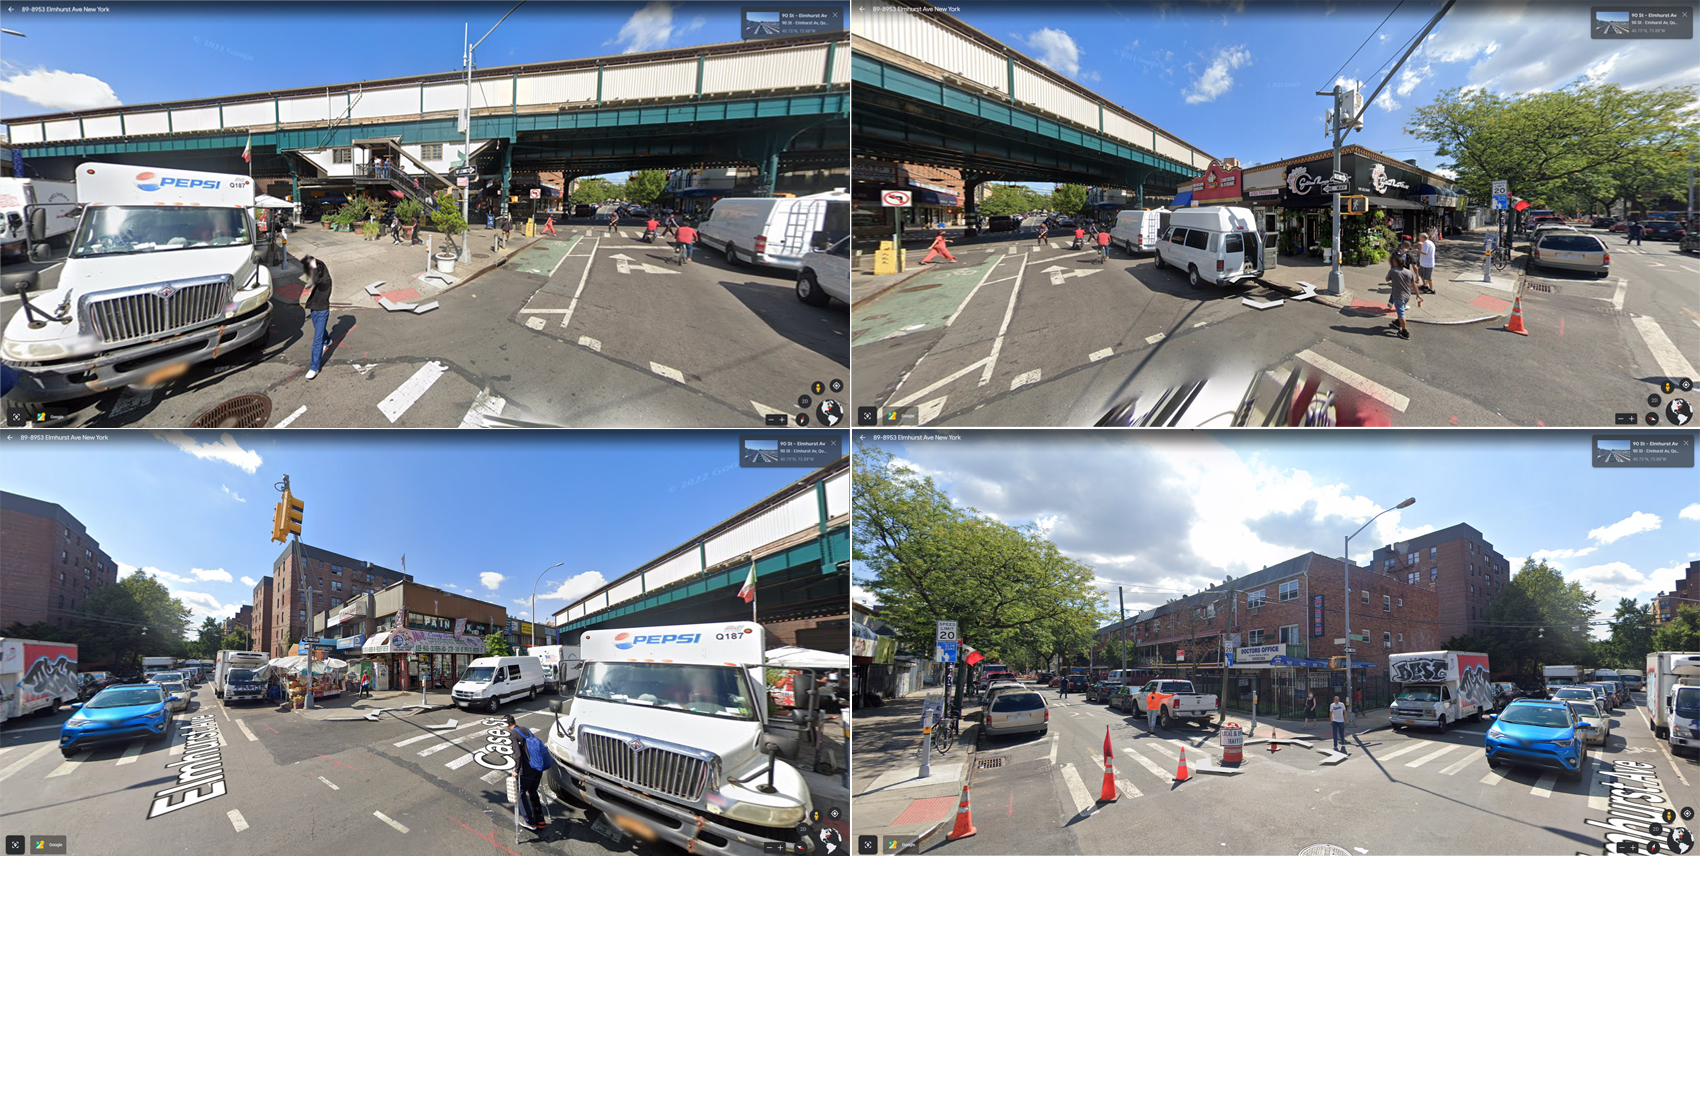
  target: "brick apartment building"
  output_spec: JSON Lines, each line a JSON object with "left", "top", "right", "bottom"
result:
{"left": 251, "top": 577, "right": 273, "bottom": 656}
{"left": 0, "top": 490, "right": 118, "bottom": 632}
{"left": 311, "top": 579, "right": 506, "bottom": 691}
{"left": 223, "top": 604, "right": 253, "bottom": 637}
{"left": 1368, "top": 523, "right": 1509, "bottom": 641}
{"left": 1652, "top": 559, "right": 1699, "bottom": 623}
{"left": 262, "top": 542, "right": 411, "bottom": 658}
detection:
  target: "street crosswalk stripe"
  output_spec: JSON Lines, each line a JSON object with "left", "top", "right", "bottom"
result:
{"left": 1405, "top": 744, "right": 1462, "bottom": 768}
{"left": 1089, "top": 347, "right": 1114, "bottom": 362}
{"left": 1144, "top": 332, "right": 1165, "bottom": 345}
{"left": 1374, "top": 740, "right": 1436, "bottom": 762}
{"left": 1010, "top": 369, "right": 1040, "bottom": 390}
{"left": 318, "top": 776, "right": 339, "bottom": 791}
{"left": 1588, "top": 794, "right": 1609, "bottom": 811}
{"left": 1294, "top": 348, "right": 1411, "bottom": 413}
{"left": 650, "top": 362, "right": 685, "bottom": 383}
{"left": 1438, "top": 753, "right": 1479, "bottom": 776}
{"left": 46, "top": 756, "right": 82, "bottom": 778}
{"left": 115, "top": 741, "right": 145, "bottom": 766}
{"left": 276, "top": 405, "right": 307, "bottom": 428}
{"left": 1142, "top": 740, "right": 1179, "bottom": 762}
{"left": 1480, "top": 766, "right": 1505, "bottom": 785}
{"left": 394, "top": 733, "right": 435, "bottom": 747}
{"left": 1060, "top": 762, "right": 1094, "bottom": 817}
{"left": 373, "top": 811, "right": 410, "bottom": 833}
{"left": 480, "top": 769, "right": 507, "bottom": 783}
{"left": 1120, "top": 746, "right": 1172, "bottom": 780}
{"left": 1531, "top": 771, "right": 1558, "bottom": 798}
{"left": 0, "top": 742, "right": 59, "bottom": 783}
{"left": 228, "top": 809, "right": 249, "bottom": 832}
{"left": 1630, "top": 314, "right": 1696, "bottom": 380}
{"left": 420, "top": 730, "right": 485, "bottom": 756}
{"left": 446, "top": 753, "right": 479, "bottom": 770}
{"left": 1119, "top": 778, "right": 1143, "bottom": 799}
{"left": 377, "top": 360, "right": 449, "bottom": 423}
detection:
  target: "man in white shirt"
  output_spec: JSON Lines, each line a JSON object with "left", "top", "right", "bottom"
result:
{"left": 1418, "top": 233, "right": 1437, "bottom": 293}
{"left": 1330, "top": 695, "right": 1348, "bottom": 752}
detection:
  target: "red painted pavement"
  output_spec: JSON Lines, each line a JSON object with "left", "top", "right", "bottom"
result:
{"left": 889, "top": 794, "right": 959, "bottom": 827}
{"left": 378, "top": 287, "right": 422, "bottom": 302}
{"left": 273, "top": 284, "right": 305, "bottom": 302}
{"left": 1348, "top": 298, "right": 1394, "bottom": 314}
{"left": 1470, "top": 294, "right": 1506, "bottom": 311}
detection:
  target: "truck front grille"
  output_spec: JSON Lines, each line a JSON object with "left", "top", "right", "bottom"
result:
{"left": 84, "top": 278, "right": 231, "bottom": 343}
{"left": 582, "top": 729, "right": 712, "bottom": 803}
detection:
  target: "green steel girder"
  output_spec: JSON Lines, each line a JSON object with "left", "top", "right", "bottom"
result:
{"left": 852, "top": 51, "right": 1194, "bottom": 187}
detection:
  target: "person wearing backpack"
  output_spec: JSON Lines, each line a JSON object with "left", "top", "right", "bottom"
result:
{"left": 505, "top": 714, "right": 551, "bottom": 832}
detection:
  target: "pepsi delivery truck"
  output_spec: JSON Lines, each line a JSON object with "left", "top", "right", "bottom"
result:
{"left": 1, "top": 163, "right": 272, "bottom": 413}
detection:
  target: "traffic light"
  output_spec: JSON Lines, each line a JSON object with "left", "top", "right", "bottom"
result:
{"left": 270, "top": 500, "right": 287, "bottom": 543}
{"left": 1343, "top": 195, "right": 1368, "bottom": 215}
{"left": 282, "top": 493, "right": 304, "bottom": 538}
{"left": 1329, "top": 657, "right": 1350, "bottom": 670}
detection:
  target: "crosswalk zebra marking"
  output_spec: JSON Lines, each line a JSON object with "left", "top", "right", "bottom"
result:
{"left": 1405, "top": 744, "right": 1464, "bottom": 768}
{"left": 1530, "top": 771, "right": 1559, "bottom": 798}
{"left": 1374, "top": 740, "right": 1437, "bottom": 763}
{"left": 1480, "top": 766, "right": 1506, "bottom": 786}
{"left": 114, "top": 741, "right": 146, "bottom": 766}
{"left": 1438, "top": 753, "right": 1479, "bottom": 776}
{"left": 1060, "top": 762, "right": 1094, "bottom": 817}
{"left": 419, "top": 729, "right": 486, "bottom": 757}
{"left": 1120, "top": 746, "right": 1172, "bottom": 780}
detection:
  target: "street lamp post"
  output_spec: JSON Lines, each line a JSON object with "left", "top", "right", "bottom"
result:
{"left": 532, "top": 562, "right": 564, "bottom": 657}
{"left": 460, "top": 2, "right": 527, "bottom": 264}
{"left": 1343, "top": 496, "right": 1416, "bottom": 728}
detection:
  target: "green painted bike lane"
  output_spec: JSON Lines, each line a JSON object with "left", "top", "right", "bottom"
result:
{"left": 850, "top": 254, "right": 1010, "bottom": 347}
{"left": 505, "top": 232, "right": 591, "bottom": 276}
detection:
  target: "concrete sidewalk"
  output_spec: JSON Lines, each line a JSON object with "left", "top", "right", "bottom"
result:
{"left": 850, "top": 689, "right": 976, "bottom": 853}
{"left": 268, "top": 223, "right": 547, "bottom": 312}
{"left": 1257, "top": 229, "right": 1519, "bottom": 325}
{"left": 297, "top": 688, "right": 456, "bottom": 720}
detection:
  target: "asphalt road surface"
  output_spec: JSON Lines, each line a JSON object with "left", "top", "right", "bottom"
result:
{"left": 1, "top": 226, "right": 847, "bottom": 429}
{"left": 1, "top": 678, "right": 847, "bottom": 857}
{"left": 851, "top": 229, "right": 1698, "bottom": 428}
{"left": 924, "top": 685, "right": 1696, "bottom": 856}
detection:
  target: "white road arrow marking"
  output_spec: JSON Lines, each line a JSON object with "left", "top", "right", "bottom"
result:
{"left": 609, "top": 253, "right": 678, "bottom": 275}
{"left": 917, "top": 396, "right": 947, "bottom": 424}
{"left": 1040, "top": 265, "right": 1099, "bottom": 286}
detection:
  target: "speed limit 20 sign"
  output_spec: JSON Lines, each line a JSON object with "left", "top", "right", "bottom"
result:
{"left": 881, "top": 190, "right": 913, "bottom": 208}
{"left": 935, "top": 620, "right": 958, "bottom": 642}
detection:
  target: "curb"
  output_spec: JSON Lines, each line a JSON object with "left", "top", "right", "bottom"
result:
{"left": 850, "top": 263, "right": 936, "bottom": 310}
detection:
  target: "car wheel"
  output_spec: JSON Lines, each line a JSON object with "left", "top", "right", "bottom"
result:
{"left": 528, "top": 686, "right": 537, "bottom": 701}
{"left": 1154, "top": 252, "right": 1165, "bottom": 269}
{"left": 797, "top": 271, "right": 829, "bottom": 306}
{"left": 1437, "top": 714, "right": 1448, "bottom": 734}
{"left": 1158, "top": 707, "right": 1170, "bottom": 729}
{"left": 726, "top": 246, "right": 743, "bottom": 267}
{"left": 60, "top": 746, "right": 77, "bottom": 758}
{"left": 1188, "top": 266, "right": 1202, "bottom": 289}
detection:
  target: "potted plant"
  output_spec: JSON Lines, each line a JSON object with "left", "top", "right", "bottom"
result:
{"left": 430, "top": 203, "right": 469, "bottom": 272}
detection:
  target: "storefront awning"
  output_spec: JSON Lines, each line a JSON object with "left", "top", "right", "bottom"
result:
{"left": 1369, "top": 195, "right": 1428, "bottom": 211}
{"left": 908, "top": 186, "right": 959, "bottom": 207}
{"left": 363, "top": 630, "right": 486, "bottom": 655}
{"left": 1419, "top": 184, "right": 1461, "bottom": 207}
{"left": 1172, "top": 191, "right": 1193, "bottom": 207}
{"left": 765, "top": 645, "right": 848, "bottom": 670}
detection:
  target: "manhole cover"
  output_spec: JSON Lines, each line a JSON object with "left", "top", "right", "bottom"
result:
{"left": 898, "top": 283, "right": 943, "bottom": 292}
{"left": 1298, "top": 843, "right": 1352, "bottom": 856}
{"left": 974, "top": 756, "right": 1006, "bottom": 771}
{"left": 190, "top": 394, "right": 273, "bottom": 428}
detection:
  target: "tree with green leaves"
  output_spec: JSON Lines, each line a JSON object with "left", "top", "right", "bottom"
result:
{"left": 1597, "top": 599, "right": 1653, "bottom": 668}
{"left": 625, "top": 169, "right": 668, "bottom": 208}
{"left": 979, "top": 184, "right": 1044, "bottom": 217}
{"left": 1052, "top": 183, "right": 1089, "bottom": 218}
{"left": 1474, "top": 559, "right": 1597, "bottom": 677}
{"left": 571, "top": 177, "right": 623, "bottom": 206}
{"left": 62, "top": 572, "right": 192, "bottom": 672}
{"left": 484, "top": 632, "right": 513, "bottom": 657}
{"left": 193, "top": 616, "right": 224, "bottom": 660}
{"left": 1651, "top": 604, "right": 1700, "bottom": 652}
{"left": 220, "top": 628, "right": 252, "bottom": 652}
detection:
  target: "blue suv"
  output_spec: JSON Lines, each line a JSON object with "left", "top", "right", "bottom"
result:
{"left": 59, "top": 684, "right": 172, "bottom": 758}
{"left": 1484, "top": 699, "right": 1586, "bottom": 777}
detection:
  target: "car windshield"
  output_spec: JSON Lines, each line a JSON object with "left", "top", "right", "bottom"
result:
{"left": 576, "top": 662, "right": 756, "bottom": 719}
{"left": 1500, "top": 703, "right": 1572, "bottom": 728}
{"left": 72, "top": 204, "right": 252, "bottom": 257}
{"left": 88, "top": 687, "right": 163, "bottom": 708}
{"left": 460, "top": 667, "right": 495, "bottom": 683}
{"left": 1675, "top": 687, "right": 1700, "bottom": 720}
{"left": 1539, "top": 235, "right": 1603, "bottom": 251}
{"left": 1396, "top": 688, "right": 1442, "bottom": 702}
{"left": 1555, "top": 689, "right": 1592, "bottom": 700}
{"left": 1570, "top": 701, "right": 1601, "bottom": 718}
{"left": 991, "top": 693, "right": 1043, "bottom": 712}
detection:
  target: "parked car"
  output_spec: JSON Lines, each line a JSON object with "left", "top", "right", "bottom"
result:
{"left": 1581, "top": 682, "right": 1614, "bottom": 709}
{"left": 1490, "top": 682, "right": 1523, "bottom": 711}
{"left": 1108, "top": 685, "right": 1137, "bottom": 713}
{"left": 1566, "top": 698, "right": 1609, "bottom": 746}
{"left": 1085, "top": 681, "right": 1118, "bottom": 704}
{"left": 1528, "top": 232, "right": 1610, "bottom": 277}
{"left": 983, "top": 682, "right": 1028, "bottom": 709}
{"left": 1680, "top": 232, "right": 1700, "bottom": 255}
{"left": 573, "top": 204, "right": 597, "bottom": 219}
{"left": 1484, "top": 699, "right": 1586, "bottom": 777}
{"left": 986, "top": 214, "right": 1020, "bottom": 233}
{"left": 981, "top": 690, "right": 1048, "bottom": 738}
{"left": 1590, "top": 216, "right": 1616, "bottom": 229}
{"left": 796, "top": 236, "right": 850, "bottom": 307}
{"left": 58, "top": 683, "right": 171, "bottom": 757}
{"left": 1641, "top": 218, "right": 1685, "bottom": 242}
{"left": 1551, "top": 686, "right": 1596, "bottom": 707}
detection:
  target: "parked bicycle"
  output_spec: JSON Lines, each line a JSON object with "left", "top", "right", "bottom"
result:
{"left": 918, "top": 720, "right": 955, "bottom": 757}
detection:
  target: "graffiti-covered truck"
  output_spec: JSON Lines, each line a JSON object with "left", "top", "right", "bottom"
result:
{"left": 1644, "top": 652, "right": 1700, "bottom": 756}
{"left": 546, "top": 622, "right": 815, "bottom": 855}
{"left": 1, "top": 638, "right": 80, "bottom": 723}
{"left": 1389, "top": 650, "right": 1492, "bottom": 731}
{"left": 1, "top": 163, "right": 272, "bottom": 413}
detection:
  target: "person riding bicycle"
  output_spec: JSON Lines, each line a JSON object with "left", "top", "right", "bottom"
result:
{"left": 1097, "top": 227, "right": 1111, "bottom": 261}
{"left": 674, "top": 220, "right": 697, "bottom": 263}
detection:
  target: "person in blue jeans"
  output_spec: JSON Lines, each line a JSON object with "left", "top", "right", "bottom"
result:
{"left": 505, "top": 715, "right": 551, "bottom": 832}
{"left": 300, "top": 256, "right": 333, "bottom": 380}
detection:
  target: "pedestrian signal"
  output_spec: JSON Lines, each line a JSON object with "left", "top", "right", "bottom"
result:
{"left": 1329, "top": 657, "right": 1350, "bottom": 670}
{"left": 1343, "top": 195, "right": 1368, "bottom": 215}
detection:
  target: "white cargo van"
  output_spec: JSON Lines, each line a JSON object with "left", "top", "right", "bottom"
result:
{"left": 452, "top": 655, "right": 545, "bottom": 711}
{"left": 546, "top": 622, "right": 815, "bottom": 855}
{"left": 1153, "top": 205, "right": 1264, "bottom": 289}
{"left": 524, "top": 645, "right": 583, "bottom": 694}
{"left": 695, "top": 189, "right": 850, "bottom": 272}
{"left": 1644, "top": 652, "right": 1700, "bottom": 755}
{"left": 1, "top": 163, "right": 272, "bottom": 412}
{"left": 0, "top": 178, "right": 80, "bottom": 262}
{"left": 1388, "top": 650, "right": 1493, "bottom": 730}
{"left": 214, "top": 650, "right": 271, "bottom": 697}
{"left": 1108, "top": 208, "right": 1167, "bottom": 255}
{"left": 1542, "top": 664, "right": 1584, "bottom": 696}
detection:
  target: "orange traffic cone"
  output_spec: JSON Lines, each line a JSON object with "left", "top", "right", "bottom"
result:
{"left": 1505, "top": 295, "right": 1529, "bottom": 336}
{"left": 1174, "top": 746, "right": 1191, "bottom": 782}
{"left": 946, "top": 778, "right": 977, "bottom": 839}
{"left": 1098, "top": 728, "right": 1117, "bottom": 802}
{"left": 1268, "top": 734, "right": 1282, "bottom": 753}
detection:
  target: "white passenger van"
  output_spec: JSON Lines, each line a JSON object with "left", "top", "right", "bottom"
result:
{"left": 1153, "top": 205, "right": 1265, "bottom": 289}
{"left": 1108, "top": 208, "right": 1167, "bottom": 255}
{"left": 695, "top": 189, "right": 850, "bottom": 272}
{"left": 1, "top": 163, "right": 272, "bottom": 412}
{"left": 452, "top": 655, "right": 546, "bottom": 711}
{"left": 0, "top": 178, "right": 79, "bottom": 262}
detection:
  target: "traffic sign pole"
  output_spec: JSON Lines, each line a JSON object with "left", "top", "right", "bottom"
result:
{"left": 882, "top": 190, "right": 912, "bottom": 273}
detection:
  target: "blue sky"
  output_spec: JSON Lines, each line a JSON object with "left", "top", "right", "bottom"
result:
{"left": 1, "top": 429, "right": 844, "bottom": 632}
{"left": 940, "top": 1, "right": 1699, "bottom": 189}
{"left": 855, "top": 431, "right": 1699, "bottom": 636}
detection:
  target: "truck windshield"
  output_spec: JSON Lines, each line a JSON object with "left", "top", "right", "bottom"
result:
{"left": 72, "top": 205, "right": 252, "bottom": 257}
{"left": 227, "top": 669, "right": 260, "bottom": 683}
{"left": 460, "top": 667, "right": 495, "bottom": 683}
{"left": 1676, "top": 687, "right": 1700, "bottom": 720}
{"left": 577, "top": 662, "right": 755, "bottom": 720}
{"left": 1396, "top": 688, "right": 1441, "bottom": 702}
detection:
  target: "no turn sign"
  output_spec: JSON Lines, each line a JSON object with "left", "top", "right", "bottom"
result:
{"left": 881, "top": 190, "right": 912, "bottom": 208}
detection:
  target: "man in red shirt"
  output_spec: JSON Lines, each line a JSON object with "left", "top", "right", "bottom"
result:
{"left": 674, "top": 221, "right": 697, "bottom": 263}
{"left": 645, "top": 215, "right": 660, "bottom": 243}
{"left": 1097, "top": 228, "right": 1111, "bottom": 259}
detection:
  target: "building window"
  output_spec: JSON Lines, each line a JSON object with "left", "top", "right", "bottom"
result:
{"left": 420, "top": 143, "right": 444, "bottom": 160}
{"left": 1383, "top": 631, "right": 1392, "bottom": 648}
{"left": 60, "top": 550, "right": 68, "bottom": 562}
{"left": 1407, "top": 571, "right": 1418, "bottom": 585}
{"left": 1382, "top": 595, "right": 1391, "bottom": 612}
{"left": 1247, "top": 629, "right": 1265, "bottom": 645}
{"left": 1470, "top": 585, "right": 1475, "bottom": 596}
{"left": 1361, "top": 590, "right": 1369, "bottom": 605}
{"left": 1278, "top": 625, "right": 1301, "bottom": 645}
{"left": 58, "top": 572, "right": 65, "bottom": 584}
{"left": 85, "top": 548, "right": 92, "bottom": 559}
{"left": 1397, "top": 597, "right": 1404, "bottom": 607}
{"left": 299, "top": 610, "right": 307, "bottom": 621}
{"left": 83, "top": 567, "right": 90, "bottom": 579}
{"left": 1406, "top": 551, "right": 1419, "bottom": 565}
{"left": 1398, "top": 632, "right": 1404, "bottom": 645}
{"left": 333, "top": 147, "right": 352, "bottom": 164}
{"left": 1430, "top": 547, "right": 1437, "bottom": 560}
{"left": 331, "top": 565, "right": 342, "bottom": 574}
{"left": 64, "top": 527, "right": 71, "bottom": 540}
{"left": 1278, "top": 581, "right": 1300, "bottom": 602}
{"left": 331, "top": 598, "right": 343, "bottom": 608}
{"left": 1469, "top": 562, "right": 1475, "bottom": 575}
{"left": 332, "top": 581, "right": 342, "bottom": 592}
{"left": 1247, "top": 589, "right": 1267, "bottom": 609}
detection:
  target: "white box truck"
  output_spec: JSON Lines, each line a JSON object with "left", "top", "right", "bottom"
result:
{"left": 695, "top": 189, "right": 850, "bottom": 272}
{"left": 1, "top": 638, "right": 80, "bottom": 723}
{"left": 1542, "top": 664, "right": 1585, "bottom": 696}
{"left": 1644, "top": 652, "right": 1700, "bottom": 755}
{"left": 0, "top": 178, "right": 80, "bottom": 262}
{"left": 524, "top": 644, "right": 582, "bottom": 694}
{"left": 213, "top": 650, "right": 271, "bottom": 698}
{"left": 546, "top": 622, "right": 815, "bottom": 855}
{"left": 1388, "top": 650, "right": 1493, "bottom": 730}
{"left": 1, "top": 163, "right": 272, "bottom": 412}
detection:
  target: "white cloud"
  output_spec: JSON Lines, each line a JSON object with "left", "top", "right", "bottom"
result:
{"left": 240, "top": 576, "right": 258, "bottom": 587}
{"left": 1184, "top": 45, "right": 1251, "bottom": 104}
{"left": 533, "top": 571, "right": 608, "bottom": 609}
{"left": 1679, "top": 504, "right": 1700, "bottom": 522}
{"left": 173, "top": 590, "right": 243, "bottom": 622}
{"left": 152, "top": 431, "right": 262, "bottom": 474}
{"left": 1529, "top": 547, "right": 1597, "bottom": 561}
{"left": 1396, "top": 62, "right": 1432, "bottom": 97}
{"left": 1417, "top": 6, "right": 1697, "bottom": 96}
{"left": 1022, "top": 27, "right": 1084, "bottom": 78}
{"left": 0, "top": 68, "right": 122, "bottom": 112}
{"left": 479, "top": 571, "right": 506, "bottom": 591}
{"left": 191, "top": 567, "right": 233, "bottom": 583}
{"left": 850, "top": 584, "right": 878, "bottom": 608}
{"left": 1588, "top": 511, "right": 1661, "bottom": 545}
{"left": 115, "top": 561, "right": 137, "bottom": 580}
{"left": 1566, "top": 561, "right": 1683, "bottom": 606}
{"left": 221, "top": 484, "right": 247, "bottom": 504}
{"left": 611, "top": 1, "right": 679, "bottom": 54}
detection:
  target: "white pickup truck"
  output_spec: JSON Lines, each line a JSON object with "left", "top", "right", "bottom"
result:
{"left": 1128, "top": 679, "right": 1219, "bottom": 728}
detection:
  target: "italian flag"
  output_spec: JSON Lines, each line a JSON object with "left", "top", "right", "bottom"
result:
{"left": 241, "top": 135, "right": 252, "bottom": 164}
{"left": 737, "top": 562, "right": 757, "bottom": 603}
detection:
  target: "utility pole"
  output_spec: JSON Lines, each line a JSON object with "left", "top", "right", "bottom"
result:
{"left": 1118, "top": 586, "right": 1128, "bottom": 675}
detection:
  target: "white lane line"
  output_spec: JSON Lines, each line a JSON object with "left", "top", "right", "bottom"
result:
{"left": 169, "top": 729, "right": 186, "bottom": 755}
{"left": 1611, "top": 276, "right": 1629, "bottom": 312}
{"left": 318, "top": 775, "right": 340, "bottom": 791}
{"left": 1144, "top": 332, "right": 1165, "bottom": 345}
{"left": 1530, "top": 770, "right": 1558, "bottom": 798}
{"left": 1654, "top": 737, "right": 1691, "bottom": 787}
{"left": 1295, "top": 348, "right": 1411, "bottom": 412}
{"left": 577, "top": 335, "right": 602, "bottom": 352}
{"left": 1438, "top": 753, "right": 1480, "bottom": 776}
{"left": 519, "top": 308, "right": 572, "bottom": 313}
{"left": 419, "top": 729, "right": 486, "bottom": 756}
{"left": 560, "top": 237, "right": 601, "bottom": 330}
{"left": 1089, "top": 347, "right": 1114, "bottom": 362}
{"left": 1009, "top": 369, "right": 1040, "bottom": 390}
{"left": 115, "top": 741, "right": 146, "bottom": 766}
{"left": 393, "top": 733, "right": 436, "bottom": 747}
{"left": 46, "top": 756, "right": 83, "bottom": 778}
{"left": 1630, "top": 314, "right": 1696, "bottom": 380}
{"left": 1193, "top": 321, "right": 1208, "bottom": 328}
{"left": 1480, "top": 766, "right": 1506, "bottom": 786}
{"left": 377, "top": 360, "right": 449, "bottom": 423}
{"left": 944, "top": 254, "right": 1005, "bottom": 328}
{"left": 228, "top": 809, "right": 249, "bottom": 832}
{"left": 650, "top": 362, "right": 684, "bottom": 383}
{"left": 1121, "top": 746, "right": 1172, "bottom": 781}
{"left": 235, "top": 719, "right": 257, "bottom": 742}
{"left": 977, "top": 251, "right": 1030, "bottom": 386}
{"left": 1406, "top": 743, "right": 1462, "bottom": 768}
{"left": 1060, "top": 762, "right": 1094, "bottom": 818}
{"left": 546, "top": 234, "right": 583, "bottom": 278}
{"left": 275, "top": 405, "right": 308, "bottom": 428}
{"left": 1377, "top": 740, "right": 1439, "bottom": 762}
{"left": 1142, "top": 740, "right": 1180, "bottom": 762}
{"left": 217, "top": 730, "right": 227, "bottom": 748}
{"left": 0, "top": 742, "right": 60, "bottom": 783}
{"left": 373, "top": 811, "right": 410, "bottom": 833}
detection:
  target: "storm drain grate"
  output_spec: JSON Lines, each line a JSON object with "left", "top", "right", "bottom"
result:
{"left": 974, "top": 756, "right": 1007, "bottom": 771}
{"left": 190, "top": 393, "right": 273, "bottom": 429}
{"left": 1523, "top": 282, "right": 1556, "bottom": 293}
{"left": 1298, "top": 843, "right": 1353, "bottom": 857}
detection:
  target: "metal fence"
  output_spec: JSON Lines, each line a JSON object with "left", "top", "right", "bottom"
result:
{"left": 1188, "top": 668, "right": 1395, "bottom": 720}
